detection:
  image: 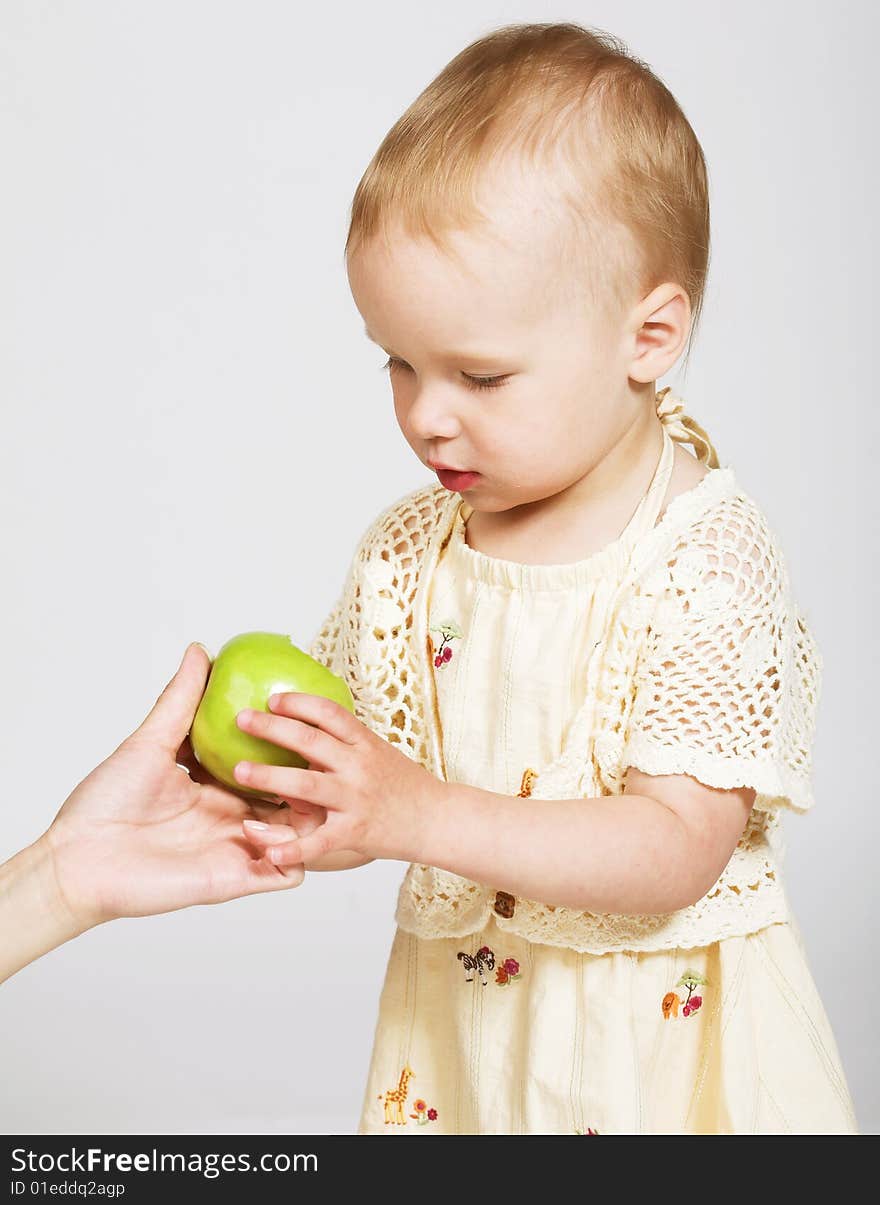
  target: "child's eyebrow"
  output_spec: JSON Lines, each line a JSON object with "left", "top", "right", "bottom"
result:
{"left": 363, "top": 324, "right": 512, "bottom": 366}
{"left": 364, "top": 326, "right": 400, "bottom": 355}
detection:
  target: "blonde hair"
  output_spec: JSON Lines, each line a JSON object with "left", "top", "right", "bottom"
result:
{"left": 345, "top": 21, "right": 719, "bottom": 468}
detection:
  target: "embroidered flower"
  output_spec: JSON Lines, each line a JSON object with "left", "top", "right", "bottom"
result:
{"left": 410, "top": 1098, "right": 440, "bottom": 1125}
{"left": 662, "top": 971, "right": 708, "bottom": 1019}
{"left": 495, "top": 956, "right": 522, "bottom": 986}
{"left": 429, "top": 618, "right": 463, "bottom": 668}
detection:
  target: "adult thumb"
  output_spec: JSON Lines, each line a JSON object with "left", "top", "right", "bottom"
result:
{"left": 137, "top": 643, "right": 212, "bottom": 752}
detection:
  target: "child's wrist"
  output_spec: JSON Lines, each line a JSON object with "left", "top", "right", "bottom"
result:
{"left": 305, "top": 850, "right": 373, "bottom": 871}
{"left": 396, "top": 778, "right": 471, "bottom": 866}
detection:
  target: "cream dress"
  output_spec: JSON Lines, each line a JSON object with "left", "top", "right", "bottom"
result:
{"left": 356, "top": 429, "right": 859, "bottom": 1135}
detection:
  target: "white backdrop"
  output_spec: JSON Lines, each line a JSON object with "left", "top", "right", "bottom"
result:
{"left": 1, "top": 0, "right": 876, "bottom": 1134}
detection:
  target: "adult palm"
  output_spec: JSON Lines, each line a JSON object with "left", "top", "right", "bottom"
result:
{"left": 40, "top": 644, "right": 310, "bottom": 933}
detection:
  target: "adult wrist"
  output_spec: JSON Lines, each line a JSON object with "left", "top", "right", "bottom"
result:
{"left": 0, "top": 836, "right": 93, "bottom": 986}
{"left": 32, "top": 829, "right": 103, "bottom": 939}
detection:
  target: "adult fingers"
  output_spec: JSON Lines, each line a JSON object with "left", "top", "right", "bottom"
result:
{"left": 139, "top": 643, "right": 212, "bottom": 755}
{"left": 237, "top": 843, "right": 305, "bottom": 889}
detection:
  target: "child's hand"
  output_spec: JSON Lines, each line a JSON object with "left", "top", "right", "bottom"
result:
{"left": 232, "top": 693, "right": 444, "bottom": 865}
{"left": 242, "top": 799, "right": 373, "bottom": 871}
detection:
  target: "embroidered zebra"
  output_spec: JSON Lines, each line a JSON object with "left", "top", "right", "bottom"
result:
{"left": 456, "top": 944, "right": 495, "bottom": 985}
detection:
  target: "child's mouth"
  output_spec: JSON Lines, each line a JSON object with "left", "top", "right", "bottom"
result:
{"left": 434, "top": 469, "right": 481, "bottom": 491}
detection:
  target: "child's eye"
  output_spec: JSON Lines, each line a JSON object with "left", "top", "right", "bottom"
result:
{"left": 381, "top": 356, "right": 509, "bottom": 392}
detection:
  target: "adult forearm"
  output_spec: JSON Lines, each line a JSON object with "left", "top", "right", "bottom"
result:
{"left": 0, "top": 838, "right": 90, "bottom": 985}
{"left": 408, "top": 785, "right": 704, "bottom": 914}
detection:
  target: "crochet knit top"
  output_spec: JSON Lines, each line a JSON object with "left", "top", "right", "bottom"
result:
{"left": 306, "top": 397, "right": 822, "bottom": 955}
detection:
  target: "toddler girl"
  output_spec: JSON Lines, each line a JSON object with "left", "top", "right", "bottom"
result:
{"left": 237, "top": 22, "right": 858, "bottom": 1134}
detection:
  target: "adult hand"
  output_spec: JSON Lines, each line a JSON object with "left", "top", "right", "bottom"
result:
{"left": 40, "top": 643, "right": 309, "bottom": 935}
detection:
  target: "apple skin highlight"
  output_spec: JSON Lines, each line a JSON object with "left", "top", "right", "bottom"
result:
{"left": 189, "top": 631, "right": 354, "bottom": 802}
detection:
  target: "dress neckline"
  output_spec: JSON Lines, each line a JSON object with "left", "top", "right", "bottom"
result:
{"left": 447, "top": 425, "right": 679, "bottom": 591}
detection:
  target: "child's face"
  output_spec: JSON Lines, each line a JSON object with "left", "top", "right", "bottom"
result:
{"left": 347, "top": 182, "right": 650, "bottom": 515}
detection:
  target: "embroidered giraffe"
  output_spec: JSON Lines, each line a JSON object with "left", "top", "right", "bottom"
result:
{"left": 518, "top": 767, "right": 538, "bottom": 797}
{"left": 378, "top": 1063, "right": 415, "bottom": 1125}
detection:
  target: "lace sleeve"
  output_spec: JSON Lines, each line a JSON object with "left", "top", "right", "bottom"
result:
{"left": 303, "top": 501, "right": 388, "bottom": 682}
{"left": 621, "top": 497, "right": 823, "bottom": 814}
{"left": 306, "top": 594, "right": 345, "bottom": 675}
{"left": 304, "top": 525, "right": 369, "bottom": 679}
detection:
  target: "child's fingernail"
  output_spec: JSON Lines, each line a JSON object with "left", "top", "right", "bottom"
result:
{"left": 269, "top": 846, "right": 286, "bottom": 863}
{"left": 243, "top": 819, "right": 269, "bottom": 831}
{"left": 268, "top": 693, "right": 281, "bottom": 708}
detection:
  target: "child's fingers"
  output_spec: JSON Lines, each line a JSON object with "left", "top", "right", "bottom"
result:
{"left": 243, "top": 802, "right": 322, "bottom": 838}
{"left": 263, "top": 817, "right": 345, "bottom": 867}
{"left": 235, "top": 708, "right": 340, "bottom": 771}
{"left": 233, "top": 760, "right": 328, "bottom": 806}
{"left": 284, "top": 798, "right": 325, "bottom": 820}
{"left": 287, "top": 806, "right": 326, "bottom": 838}
{"left": 175, "top": 737, "right": 279, "bottom": 802}
{"left": 241, "top": 820, "right": 306, "bottom": 877}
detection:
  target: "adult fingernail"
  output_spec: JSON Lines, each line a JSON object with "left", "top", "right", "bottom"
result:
{"left": 243, "top": 819, "right": 269, "bottom": 831}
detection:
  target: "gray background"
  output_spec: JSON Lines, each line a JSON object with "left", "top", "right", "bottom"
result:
{"left": 1, "top": 0, "right": 876, "bottom": 1134}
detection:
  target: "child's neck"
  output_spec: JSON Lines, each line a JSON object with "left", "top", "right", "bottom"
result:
{"left": 464, "top": 413, "right": 671, "bottom": 566}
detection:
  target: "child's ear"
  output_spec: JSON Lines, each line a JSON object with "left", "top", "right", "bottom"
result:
{"left": 628, "top": 283, "right": 691, "bottom": 382}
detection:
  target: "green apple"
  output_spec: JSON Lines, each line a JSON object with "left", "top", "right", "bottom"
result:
{"left": 189, "top": 631, "right": 354, "bottom": 802}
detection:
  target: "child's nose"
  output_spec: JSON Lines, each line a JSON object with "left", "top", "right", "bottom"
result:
{"left": 406, "top": 388, "right": 461, "bottom": 443}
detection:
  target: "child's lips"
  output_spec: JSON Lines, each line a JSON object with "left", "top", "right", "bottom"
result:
{"left": 434, "top": 468, "right": 480, "bottom": 490}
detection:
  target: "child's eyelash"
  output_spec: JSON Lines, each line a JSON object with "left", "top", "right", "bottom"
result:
{"left": 381, "top": 356, "right": 509, "bottom": 392}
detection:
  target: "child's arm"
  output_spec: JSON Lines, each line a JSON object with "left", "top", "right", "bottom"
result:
{"left": 400, "top": 772, "right": 755, "bottom": 914}
{"left": 242, "top": 693, "right": 753, "bottom": 908}
{"left": 302, "top": 850, "right": 374, "bottom": 872}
